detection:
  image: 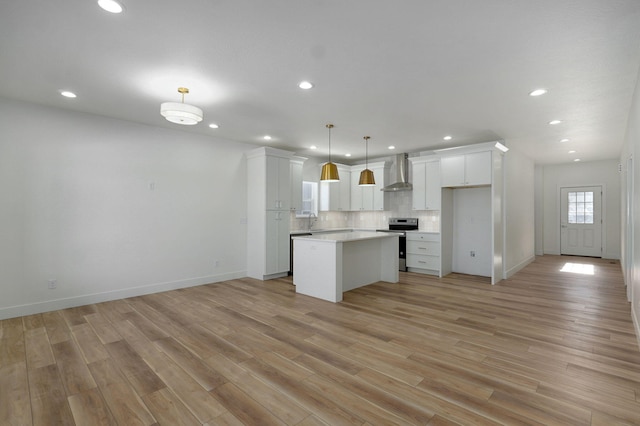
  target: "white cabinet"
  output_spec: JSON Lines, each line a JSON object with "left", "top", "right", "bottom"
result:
{"left": 265, "top": 211, "right": 290, "bottom": 275}
{"left": 289, "top": 156, "right": 306, "bottom": 213}
{"left": 265, "top": 155, "right": 290, "bottom": 210}
{"left": 440, "top": 151, "right": 492, "bottom": 187}
{"left": 319, "top": 164, "right": 351, "bottom": 211}
{"left": 410, "top": 157, "right": 440, "bottom": 210}
{"left": 246, "top": 147, "right": 293, "bottom": 280}
{"left": 350, "top": 161, "right": 389, "bottom": 211}
{"left": 406, "top": 232, "right": 440, "bottom": 276}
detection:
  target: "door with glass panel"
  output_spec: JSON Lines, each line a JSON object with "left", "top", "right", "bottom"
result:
{"left": 560, "top": 186, "right": 602, "bottom": 257}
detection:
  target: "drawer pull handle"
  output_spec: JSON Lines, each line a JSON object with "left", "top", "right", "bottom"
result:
{"left": 418, "top": 261, "right": 426, "bottom": 264}
{"left": 418, "top": 247, "right": 427, "bottom": 250}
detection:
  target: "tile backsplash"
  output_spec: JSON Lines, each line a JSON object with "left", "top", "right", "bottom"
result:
{"left": 290, "top": 191, "right": 440, "bottom": 232}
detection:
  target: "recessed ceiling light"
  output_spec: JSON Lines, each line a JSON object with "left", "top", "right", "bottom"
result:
{"left": 388, "top": 145, "right": 395, "bottom": 150}
{"left": 549, "top": 120, "right": 562, "bottom": 125}
{"left": 560, "top": 138, "right": 570, "bottom": 143}
{"left": 310, "top": 145, "right": 317, "bottom": 150}
{"left": 443, "top": 135, "right": 452, "bottom": 141}
{"left": 208, "top": 123, "right": 219, "bottom": 129}
{"left": 97, "top": 0, "right": 124, "bottom": 13}
{"left": 263, "top": 135, "right": 272, "bottom": 140}
{"left": 345, "top": 153, "right": 351, "bottom": 157}
{"left": 568, "top": 150, "right": 576, "bottom": 154}
{"left": 529, "top": 88, "right": 547, "bottom": 97}
{"left": 574, "top": 159, "right": 581, "bottom": 162}
{"left": 60, "top": 90, "right": 77, "bottom": 98}
{"left": 298, "top": 81, "right": 313, "bottom": 90}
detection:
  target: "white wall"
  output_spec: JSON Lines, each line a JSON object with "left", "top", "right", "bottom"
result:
{"left": 452, "top": 187, "right": 492, "bottom": 276}
{"left": 0, "top": 98, "right": 252, "bottom": 319}
{"left": 504, "top": 147, "right": 536, "bottom": 277}
{"left": 619, "top": 66, "right": 640, "bottom": 344}
{"left": 539, "top": 160, "right": 621, "bottom": 259}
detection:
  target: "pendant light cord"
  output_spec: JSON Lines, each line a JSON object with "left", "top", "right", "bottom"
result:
{"left": 364, "top": 136, "right": 370, "bottom": 169}
{"left": 326, "top": 124, "right": 334, "bottom": 163}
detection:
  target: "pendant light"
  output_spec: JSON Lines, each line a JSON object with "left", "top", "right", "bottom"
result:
{"left": 160, "top": 87, "right": 203, "bottom": 125}
{"left": 359, "top": 136, "right": 375, "bottom": 186}
{"left": 320, "top": 124, "right": 340, "bottom": 181}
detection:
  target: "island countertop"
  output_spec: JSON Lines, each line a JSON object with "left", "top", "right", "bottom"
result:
{"left": 291, "top": 230, "right": 398, "bottom": 243}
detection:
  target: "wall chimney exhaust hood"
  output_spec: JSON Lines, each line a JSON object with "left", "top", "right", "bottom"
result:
{"left": 381, "top": 153, "right": 413, "bottom": 192}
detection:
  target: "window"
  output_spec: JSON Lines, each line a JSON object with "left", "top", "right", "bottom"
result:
{"left": 567, "top": 191, "right": 594, "bottom": 224}
{"left": 298, "top": 181, "right": 318, "bottom": 216}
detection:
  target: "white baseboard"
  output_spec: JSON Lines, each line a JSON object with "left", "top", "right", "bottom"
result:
{"left": 0, "top": 270, "right": 246, "bottom": 320}
{"left": 505, "top": 255, "right": 536, "bottom": 279}
{"left": 633, "top": 305, "right": 640, "bottom": 353}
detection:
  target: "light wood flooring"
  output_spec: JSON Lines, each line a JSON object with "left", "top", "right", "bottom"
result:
{"left": 1, "top": 255, "right": 640, "bottom": 425}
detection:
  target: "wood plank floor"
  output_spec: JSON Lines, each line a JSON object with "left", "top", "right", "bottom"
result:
{"left": 2, "top": 255, "right": 639, "bottom": 425}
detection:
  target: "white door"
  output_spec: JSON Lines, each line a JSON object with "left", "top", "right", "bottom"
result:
{"left": 560, "top": 186, "right": 602, "bottom": 257}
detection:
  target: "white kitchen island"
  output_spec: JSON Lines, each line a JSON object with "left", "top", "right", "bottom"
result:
{"left": 292, "top": 231, "right": 399, "bottom": 302}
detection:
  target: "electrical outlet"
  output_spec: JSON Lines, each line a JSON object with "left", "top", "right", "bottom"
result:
{"left": 214, "top": 260, "right": 220, "bottom": 268}
{"left": 48, "top": 279, "right": 57, "bottom": 289}
{"left": 470, "top": 251, "right": 476, "bottom": 258}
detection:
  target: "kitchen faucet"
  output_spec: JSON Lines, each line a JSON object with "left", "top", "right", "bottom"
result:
{"left": 307, "top": 212, "right": 317, "bottom": 231}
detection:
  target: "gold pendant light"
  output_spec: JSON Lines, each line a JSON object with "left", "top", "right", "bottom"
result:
{"left": 359, "top": 136, "right": 375, "bottom": 186}
{"left": 320, "top": 124, "right": 340, "bottom": 181}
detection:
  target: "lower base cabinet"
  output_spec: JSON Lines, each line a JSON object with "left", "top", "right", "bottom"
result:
{"left": 406, "top": 232, "right": 441, "bottom": 276}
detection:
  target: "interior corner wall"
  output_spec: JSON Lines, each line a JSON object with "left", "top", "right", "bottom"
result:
{"left": 0, "top": 97, "right": 253, "bottom": 320}
{"left": 504, "top": 147, "right": 536, "bottom": 277}
{"left": 541, "top": 159, "right": 621, "bottom": 259}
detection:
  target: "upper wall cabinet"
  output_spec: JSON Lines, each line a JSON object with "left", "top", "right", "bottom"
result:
{"left": 440, "top": 151, "right": 492, "bottom": 187}
{"left": 409, "top": 157, "right": 440, "bottom": 210}
{"left": 319, "top": 164, "right": 351, "bottom": 211}
{"left": 290, "top": 156, "right": 306, "bottom": 213}
{"left": 350, "top": 161, "right": 390, "bottom": 211}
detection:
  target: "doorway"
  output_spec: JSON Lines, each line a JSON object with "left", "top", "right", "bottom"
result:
{"left": 560, "top": 186, "right": 602, "bottom": 257}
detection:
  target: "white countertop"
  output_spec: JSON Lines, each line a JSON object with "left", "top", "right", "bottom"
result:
{"left": 291, "top": 230, "right": 399, "bottom": 243}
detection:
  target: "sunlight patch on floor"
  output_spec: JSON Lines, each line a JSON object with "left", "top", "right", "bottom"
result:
{"left": 560, "top": 262, "right": 595, "bottom": 275}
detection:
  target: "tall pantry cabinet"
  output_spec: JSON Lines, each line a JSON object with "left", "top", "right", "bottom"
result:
{"left": 246, "top": 147, "right": 293, "bottom": 280}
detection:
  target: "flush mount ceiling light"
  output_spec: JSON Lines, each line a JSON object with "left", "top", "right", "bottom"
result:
{"left": 160, "top": 87, "right": 203, "bottom": 125}
{"left": 320, "top": 124, "right": 340, "bottom": 182}
{"left": 298, "top": 81, "right": 314, "bottom": 89}
{"left": 208, "top": 123, "right": 219, "bottom": 129}
{"left": 443, "top": 135, "right": 452, "bottom": 141}
{"left": 60, "top": 90, "right": 77, "bottom": 98}
{"left": 560, "top": 138, "right": 570, "bottom": 143}
{"left": 263, "top": 135, "right": 272, "bottom": 140}
{"left": 359, "top": 136, "right": 375, "bottom": 186}
{"left": 388, "top": 145, "right": 395, "bottom": 150}
{"left": 549, "top": 119, "right": 562, "bottom": 125}
{"left": 97, "top": 0, "right": 124, "bottom": 13}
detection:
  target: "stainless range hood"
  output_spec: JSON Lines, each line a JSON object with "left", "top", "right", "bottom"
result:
{"left": 381, "top": 153, "right": 413, "bottom": 192}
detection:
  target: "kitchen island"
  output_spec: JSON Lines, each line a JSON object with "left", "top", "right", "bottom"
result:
{"left": 292, "top": 231, "right": 399, "bottom": 302}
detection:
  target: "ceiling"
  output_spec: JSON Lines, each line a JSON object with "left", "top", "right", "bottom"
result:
{"left": 2, "top": 0, "right": 640, "bottom": 165}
